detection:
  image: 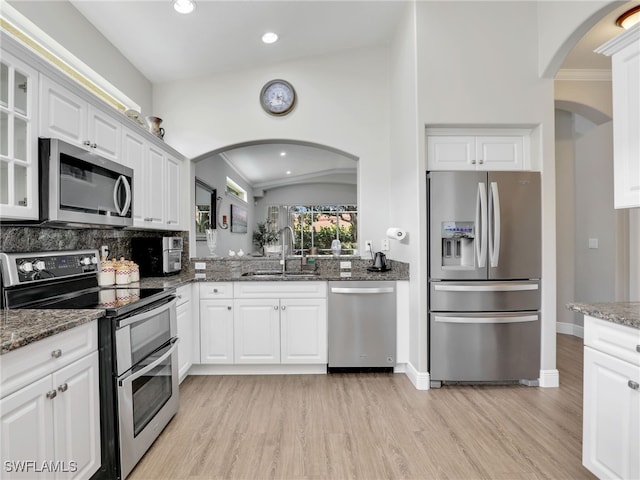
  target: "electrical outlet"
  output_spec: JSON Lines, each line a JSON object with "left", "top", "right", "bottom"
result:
{"left": 195, "top": 262, "right": 206, "bottom": 270}
{"left": 365, "top": 240, "right": 373, "bottom": 252}
{"left": 100, "top": 245, "right": 109, "bottom": 259}
{"left": 381, "top": 239, "right": 390, "bottom": 251}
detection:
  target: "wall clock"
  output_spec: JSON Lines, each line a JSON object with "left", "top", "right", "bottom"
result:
{"left": 260, "top": 79, "right": 296, "bottom": 116}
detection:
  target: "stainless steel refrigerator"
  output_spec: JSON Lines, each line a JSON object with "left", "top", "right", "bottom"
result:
{"left": 427, "top": 171, "right": 541, "bottom": 387}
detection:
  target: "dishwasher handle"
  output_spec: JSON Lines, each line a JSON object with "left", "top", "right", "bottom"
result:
{"left": 330, "top": 287, "right": 394, "bottom": 294}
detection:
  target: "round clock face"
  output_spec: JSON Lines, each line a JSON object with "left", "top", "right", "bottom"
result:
{"left": 260, "top": 79, "right": 296, "bottom": 116}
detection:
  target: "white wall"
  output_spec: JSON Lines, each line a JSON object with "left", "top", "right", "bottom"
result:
{"left": 555, "top": 110, "right": 578, "bottom": 328}
{"left": 193, "top": 155, "right": 255, "bottom": 257}
{"left": 154, "top": 47, "right": 392, "bottom": 260}
{"left": 6, "top": 0, "right": 153, "bottom": 114}
{"left": 574, "top": 119, "right": 619, "bottom": 309}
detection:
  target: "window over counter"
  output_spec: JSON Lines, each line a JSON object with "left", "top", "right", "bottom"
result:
{"left": 267, "top": 204, "right": 358, "bottom": 255}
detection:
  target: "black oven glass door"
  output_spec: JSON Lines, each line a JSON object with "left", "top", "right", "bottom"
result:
{"left": 130, "top": 340, "right": 176, "bottom": 436}
{"left": 116, "top": 299, "right": 177, "bottom": 375}
{"left": 117, "top": 338, "right": 179, "bottom": 479}
{"left": 60, "top": 152, "right": 132, "bottom": 218}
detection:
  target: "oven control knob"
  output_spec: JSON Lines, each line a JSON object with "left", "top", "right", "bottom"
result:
{"left": 33, "top": 260, "right": 46, "bottom": 271}
{"left": 80, "top": 257, "right": 92, "bottom": 266}
{"left": 18, "top": 261, "right": 34, "bottom": 273}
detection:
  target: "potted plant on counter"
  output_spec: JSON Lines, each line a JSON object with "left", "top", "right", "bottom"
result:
{"left": 252, "top": 221, "right": 279, "bottom": 256}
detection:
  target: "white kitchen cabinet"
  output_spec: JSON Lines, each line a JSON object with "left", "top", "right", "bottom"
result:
{"left": 165, "top": 154, "right": 182, "bottom": 228}
{"left": 200, "top": 300, "right": 235, "bottom": 363}
{"left": 122, "top": 126, "right": 183, "bottom": 230}
{"left": 0, "top": 49, "right": 39, "bottom": 220}
{"left": 40, "top": 76, "right": 121, "bottom": 162}
{"left": 595, "top": 26, "right": 640, "bottom": 209}
{"left": 176, "top": 284, "right": 193, "bottom": 382}
{"left": 233, "top": 282, "right": 328, "bottom": 365}
{"left": 583, "top": 316, "right": 640, "bottom": 479}
{"left": 427, "top": 134, "right": 525, "bottom": 171}
{"left": 199, "top": 283, "right": 235, "bottom": 364}
{"left": 233, "top": 298, "right": 281, "bottom": 364}
{"left": 280, "top": 298, "right": 327, "bottom": 364}
{"left": 0, "top": 322, "right": 100, "bottom": 480}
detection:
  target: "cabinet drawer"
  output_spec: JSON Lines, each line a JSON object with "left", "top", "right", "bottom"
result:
{"left": 585, "top": 316, "right": 640, "bottom": 367}
{"left": 1, "top": 322, "right": 97, "bottom": 398}
{"left": 234, "top": 281, "right": 327, "bottom": 299}
{"left": 176, "top": 284, "right": 192, "bottom": 306}
{"left": 199, "top": 282, "right": 233, "bottom": 299}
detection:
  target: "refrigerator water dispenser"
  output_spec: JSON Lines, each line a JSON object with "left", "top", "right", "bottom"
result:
{"left": 441, "top": 221, "right": 475, "bottom": 268}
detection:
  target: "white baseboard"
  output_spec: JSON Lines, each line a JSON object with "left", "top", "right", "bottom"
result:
{"left": 557, "top": 322, "right": 584, "bottom": 338}
{"left": 404, "top": 361, "right": 430, "bottom": 390}
{"left": 189, "top": 364, "right": 327, "bottom": 375}
{"left": 539, "top": 369, "right": 560, "bottom": 388}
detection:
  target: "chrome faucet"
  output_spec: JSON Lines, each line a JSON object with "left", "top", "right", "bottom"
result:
{"left": 278, "top": 226, "right": 295, "bottom": 274}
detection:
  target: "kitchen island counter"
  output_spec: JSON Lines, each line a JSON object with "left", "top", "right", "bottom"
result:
{"left": 1, "top": 309, "right": 104, "bottom": 355}
{"left": 567, "top": 302, "right": 640, "bottom": 330}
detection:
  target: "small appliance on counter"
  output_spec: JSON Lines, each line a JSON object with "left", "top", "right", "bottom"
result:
{"left": 367, "top": 251, "right": 390, "bottom": 272}
{"left": 131, "top": 236, "right": 183, "bottom": 277}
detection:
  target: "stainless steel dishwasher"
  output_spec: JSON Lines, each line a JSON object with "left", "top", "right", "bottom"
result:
{"left": 328, "top": 281, "right": 396, "bottom": 371}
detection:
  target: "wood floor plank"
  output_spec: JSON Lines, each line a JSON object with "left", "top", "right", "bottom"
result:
{"left": 130, "top": 334, "right": 594, "bottom": 480}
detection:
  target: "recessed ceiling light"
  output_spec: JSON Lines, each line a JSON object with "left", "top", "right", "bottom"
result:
{"left": 286, "top": 170, "right": 292, "bottom": 175}
{"left": 280, "top": 151, "right": 286, "bottom": 156}
{"left": 262, "top": 32, "right": 279, "bottom": 44}
{"left": 174, "top": 0, "right": 195, "bottom": 14}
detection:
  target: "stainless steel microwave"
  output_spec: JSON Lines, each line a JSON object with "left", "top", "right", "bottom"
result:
{"left": 39, "top": 138, "right": 133, "bottom": 228}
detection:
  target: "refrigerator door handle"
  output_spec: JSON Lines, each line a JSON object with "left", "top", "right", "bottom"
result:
{"left": 489, "top": 181, "right": 501, "bottom": 268}
{"left": 434, "top": 315, "right": 538, "bottom": 324}
{"left": 475, "top": 182, "right": 487, "bottom": 268}
{"left": 433, "top": 283, "right": 539, "bottom": 292}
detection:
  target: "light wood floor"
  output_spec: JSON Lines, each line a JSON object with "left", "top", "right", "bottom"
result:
{"left": 130, "top": 334, "right": 594, "bottom": 480}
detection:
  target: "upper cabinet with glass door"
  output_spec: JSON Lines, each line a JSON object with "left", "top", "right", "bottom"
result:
{"left": 0, "top": 50, "right": 39, "bottom": 220}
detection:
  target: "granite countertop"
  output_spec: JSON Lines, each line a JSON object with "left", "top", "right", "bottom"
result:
{"left": 567, "top": 302, "right": 640, "bottom": 330}
{"left": 1, "top": 269, "right": 408, "bottom": 355}
{"left": 1, "top": 309, "right": 105, "bottom": 355}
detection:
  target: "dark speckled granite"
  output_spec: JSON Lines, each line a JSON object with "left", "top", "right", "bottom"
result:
{"left": 1, "top": 309, "right": 105, "bottom": 355}
{"left": 567, "top": 302, "right": 640, "bottom": 330}
{"left": 1, "top": 257, "right": 408, "bottom": 355}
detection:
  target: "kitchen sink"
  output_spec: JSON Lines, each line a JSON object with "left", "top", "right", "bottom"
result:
{"left": 241, "top": 270, "right": 320, "bottom": 278}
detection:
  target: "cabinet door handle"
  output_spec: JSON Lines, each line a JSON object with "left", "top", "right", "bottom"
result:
{"left": 273, "top": 305, "right": 279, "bottom": 310}
{"left": 636, "top": 345, "right": 640, "bottom": 353}
{"left": 90, "top": 143, "right": 97, "bottom": 149}
{"left": 478, "top": 159, "right": 484, "bottom": 164}
{"left": 83, "top": 140, "right": 91, "bottom": 146}
{"left": 227, "top": 306, "right": 231, "bottom": 310}
{"left": 213, "top": 289, "right": 219, "bottom": 293}
{"left": 629, "top": 380, "right": 639, "bottom": 391}
{"left": 471, "top": 159, "right": 476, "bottom": 165}
{"left": 281, "top": 305, "right": 286, "bottom": 310}
{"left": 51, "top": 349, "right": 62, "bottom": 358}
{"left": 46, "top": 390, "right": 57, "bottom": 399}
{"left": 58, "top": 383, "right": 68, "bottom": 393}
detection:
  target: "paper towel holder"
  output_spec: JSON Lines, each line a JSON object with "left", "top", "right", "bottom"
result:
{"left": 386, "top": 227, "right": 407, "bottom": 241}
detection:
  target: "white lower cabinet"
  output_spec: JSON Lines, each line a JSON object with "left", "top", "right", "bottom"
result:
{"left": 583, "top": 316, "right": 640, "bottom": 479}
{"left": 234, "top": 299, "right": 281, "bottom": 363}
{"left": 0, "top": 350, "right": 100, "bottom": 480}
{"left": 280, "top": 298, "right": 328, "bottom": 364}
{"left": 176, "top": 284, "right": 194, "bottom": 383}
{"left": 200, "top": 299, "right": 235, "bottom": 363}
{"left": 198, "top": 282, "right": 328, "bottom": 366}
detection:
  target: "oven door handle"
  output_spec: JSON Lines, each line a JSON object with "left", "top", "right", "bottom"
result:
{"left": 119, "top": 338, "right": 179, "bottom": 387}
{"left": 118, "top": 297, "right": 177, "bottom": 329}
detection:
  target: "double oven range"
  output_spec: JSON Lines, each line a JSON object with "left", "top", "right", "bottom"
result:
{"left": 0, "top": 250, "right": 179, "bottom": 479}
